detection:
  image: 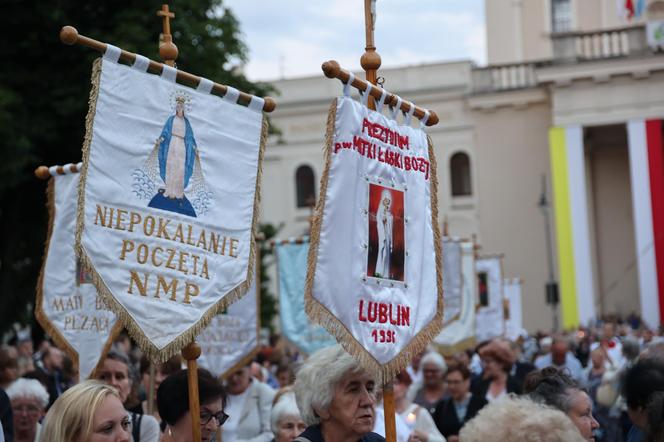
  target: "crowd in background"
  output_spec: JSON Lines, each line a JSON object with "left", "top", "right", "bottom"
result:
{"left": 0, "top": 314, "right": 663, "bottom": 442}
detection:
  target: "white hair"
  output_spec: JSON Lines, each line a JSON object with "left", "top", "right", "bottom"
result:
{"left": 6, "top": 378, "right": 49, "bottom": 408}
{"left": 460, "top": 396, "right": 585, "bottom": 442}
{"left": 294, "top": 345, "right": 369, "bottom": 426}
{"left": 420, "top": 351, "right": 446, "bottom": 372}
{"left": 270, "top": 391, "right": 301, "bottom": 434}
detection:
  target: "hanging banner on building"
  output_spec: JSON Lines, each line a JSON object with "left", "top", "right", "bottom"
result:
{"left": 442, "top": 237, "right": 463, "bottom": 325}
{"left": 36, "top": 166, "right": 120, "bottom": 380}
{"left": 305, "top": 88, "right": 443, "bottom": 382}
{"left": 435, "top": 241, "right": 476, "bottom": 355}
{"left": 475, "top": 255, "right": 504, "bottom": 342}
{"left": 198, "top": 253, "right": 259, "bottom": 378}
{"left": 75, "top": 53, "right": 266, "bottom": 361}
{"left": 275, "top": 239, "right": 335, "bottom": 355}
{"left": 503, "top": 278, "right": 523, "bottom": 341}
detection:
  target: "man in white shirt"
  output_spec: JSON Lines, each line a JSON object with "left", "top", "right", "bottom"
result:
{"left": 534, "top": 338, "right": 584, "bottom": 384}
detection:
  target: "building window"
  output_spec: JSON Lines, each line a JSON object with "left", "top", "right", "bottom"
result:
{"left": 450, "top": 152, "right": 472, "bottom": 197}
{"left": 551, "top": 0, "right": 572, "bottom": 33}
{"left": 295, "top": 165, "right": 316, "bottom": 208}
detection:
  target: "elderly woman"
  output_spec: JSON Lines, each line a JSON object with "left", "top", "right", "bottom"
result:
{"left": 293, "top": 345, "right": 384, "bottom": 442}
{"left": 524, "top": 367, "right": 599, "bottom": 441}
{"left": 222, "top": 363, "right": 275, "bottom": 441}
{"left": 41, "top": 380, "right": 131, "bottom": 442}
{"left": 472, "top": 340, "right": 521, "bottom": 402}
{"left": 411, "top": 352, "right": 447, "bottom": 415}
{"left": 459, "top": 396, "right": 586, "bottom": 442}
{"left": 6, "top": 378, "right": 49, "bottom": 442}
{"left": 96, "top": 350, "right": 160, "bottom": 442}
{"left": 270, "top": 389, "right": 306, "bottom": 442}
{"left": 157, "top": 368, "right": 227, "bottom": 442}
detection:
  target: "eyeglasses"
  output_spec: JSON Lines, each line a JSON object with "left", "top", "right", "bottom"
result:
{"left": 200, "top": 410, "right": 229, "bottom": 426}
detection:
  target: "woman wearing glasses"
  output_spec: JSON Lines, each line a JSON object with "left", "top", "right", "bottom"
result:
{"left": 157, "top": 368, "right": 227, "bottom": 442}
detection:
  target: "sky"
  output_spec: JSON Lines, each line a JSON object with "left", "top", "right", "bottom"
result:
{"left": 222, "top": 0, "right": 487, "bottom": 81}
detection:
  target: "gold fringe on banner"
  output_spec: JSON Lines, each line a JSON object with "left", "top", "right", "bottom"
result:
{"left": 74, "top": 58, "right": 268, "bottom": 363}
{"left": 35, "top": 175, "right": 122, "bottom": 379}
{"left": 304, "top": 100, "right": 445, "bottom": 385}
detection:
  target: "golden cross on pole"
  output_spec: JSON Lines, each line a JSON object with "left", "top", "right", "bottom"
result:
{"left": 361, "top": 5, "right": 395, "bottom": 442}
{"left": 157, "top": 4, "right": 178, "bottom": 66}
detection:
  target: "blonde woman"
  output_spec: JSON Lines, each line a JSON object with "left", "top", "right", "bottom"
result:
{"left": 40, "top": 380, "right": 131, "bottom": 442}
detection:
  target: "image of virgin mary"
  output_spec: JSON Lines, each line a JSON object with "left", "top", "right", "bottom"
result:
{"left": 147, "top": 98, "right": 198, "bottom": 217}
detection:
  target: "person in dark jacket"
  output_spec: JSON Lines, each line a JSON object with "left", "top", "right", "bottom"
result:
{"left": 433, "top": 364, "right": 486, "bottom": 441}
{"left": 293, "top": 345, "right": 384, "bottom": 442}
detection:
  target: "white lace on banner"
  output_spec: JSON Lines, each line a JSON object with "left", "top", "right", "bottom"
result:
{"left": 132, "top": 55, "right": 150, "bottom": 73}
{"left": 248, "top": 96, "right": 265, "bottom": 113}
{"left": 222, "top": 86, "right": 240, "bottom": 104}
{"left": 420, "top": 110, "right": 430, "bottom": 128}
{"left": 360, "top": 82, "right": 374, "bottom": 108}
{"left": 376, "top": 88, "right": 388, "bottom": 113}
{"left": 161, "top": 65, "right": 177, "bottom": 83}
{"left": 196, "top": 78, "right": 214, "bottom": 95}
{"left": 390, "top": 96, "right": 403, "bottom": 122}
{"left": 404, "top": 102, "right": 416, "bottom": 126}
{"left": 103, "top": 45, "right": 121, "bottom": 63}
{"left": 343, "top": 72, "right": 356, "bottom": 97}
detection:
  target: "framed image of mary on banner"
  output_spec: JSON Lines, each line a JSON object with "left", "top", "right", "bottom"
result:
{"left": 366, "top": 182, "right": 405, "bottom": 282}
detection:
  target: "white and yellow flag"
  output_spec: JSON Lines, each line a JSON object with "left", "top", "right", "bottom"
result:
{"left": 75, "top": 50, "right": 266, "bottom": 360}
{"left": 37, "top": 166, "right": 120, "bottom": 379}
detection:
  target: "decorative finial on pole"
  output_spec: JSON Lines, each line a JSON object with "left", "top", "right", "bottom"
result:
{"left": 157, "top": 4, "right": 178, "bottom": 67}
{"left": 361, "top": 0, "right": 381, "bottom": 110}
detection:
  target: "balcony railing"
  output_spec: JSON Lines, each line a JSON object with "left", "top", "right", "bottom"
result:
{"left": 471, "top": 63, "right": 538, "bottom": 93}
{"left": 552, "top": 25, "right": 647, "bottom": 61}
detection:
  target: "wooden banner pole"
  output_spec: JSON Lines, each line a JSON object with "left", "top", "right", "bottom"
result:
{"left": 361, "top": 2, "right": 396, "bottom": 442}
{"left": 147, "top": 362, "right": 156, "bottom": 416}
{"left": 183, "top": 342, "right": 202, "bottom": 442}
{"left": 154, "top": 7, "right": 202, "bottom": 442}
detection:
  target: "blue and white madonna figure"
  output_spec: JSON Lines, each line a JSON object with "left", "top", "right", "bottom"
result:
{"left": 133, "top": 94, "right": 213, "bottom": 217}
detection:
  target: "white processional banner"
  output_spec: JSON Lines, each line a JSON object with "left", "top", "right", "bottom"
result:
{"left": 475, "top": 256, "right": 504, "bottom": 342}
{"left": 198, "top": 256, "right": 259, "bottom": 378}
{"left": 76, "top": 54, "right": 266, "bottom": 360}
{"left": 442, "top": 237, "right": 462, "bottom": 325}
{"left": 503, "top": 278, "right": 523, "bottom": 341}
{"left": 306, "top": 88, "right": 443, "bottom": 381}
{"left": 37, "top": 168, "right": 120, "bottom": 379}
{"left": 434, "top": 241, "right": 476, "bottom": 354}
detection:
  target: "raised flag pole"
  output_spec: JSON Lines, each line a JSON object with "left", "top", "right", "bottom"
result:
{"left": 361, "top": 3, "right": 396, "bottom": 441}
{"left": 153, "top": 6, "right": 203, "bottom": 441}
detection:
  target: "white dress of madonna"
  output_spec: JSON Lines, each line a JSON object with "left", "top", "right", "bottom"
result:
{"left": 375, "top": 205, "right": 393, "bottom": 278}
{"left": 164, "top": 115, "right": 186, "bottom": 199}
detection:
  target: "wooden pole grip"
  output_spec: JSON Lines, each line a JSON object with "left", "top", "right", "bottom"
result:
{"left": 382, "top": 383, "right": 397, "bottom": 442}
{"left": 183, "top": 342, "right": 202, "bottom": 442}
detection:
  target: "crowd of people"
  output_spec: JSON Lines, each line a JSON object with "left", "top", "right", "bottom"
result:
{"left": 0, "top": 316, "right": 663, "bottom": 442}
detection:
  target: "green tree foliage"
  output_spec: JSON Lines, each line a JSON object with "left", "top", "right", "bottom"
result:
{"left": 0, "top": 0, "right": 274, "bottom": 338}
{"left": 258, "top": 223, "right": 282, "bottom": 333}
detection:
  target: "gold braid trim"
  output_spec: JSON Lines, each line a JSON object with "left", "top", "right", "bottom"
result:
{"left": 74, "top": 58, "right": 267, "bottom": 362}
{"left": 304, "top": 100, "right": 445, "bottom": 385}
